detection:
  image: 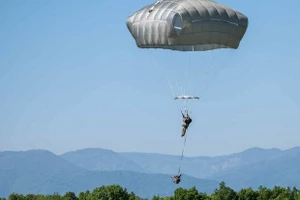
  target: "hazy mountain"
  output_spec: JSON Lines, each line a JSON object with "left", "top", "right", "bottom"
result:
{"left": 1, "top": 147, "right": 300, "bottom": 199}
{"left": 0, "top": 150, "right": 85, "bottom": 198}
{"left": 0, "top": 150, "right": 218, "bottom": 199}
{"left": 60, "top": 146, "right": 300, "bottom": 192}
{"left": 119, "top": 147, "right": 282, "bottom": 178}
{"left": 59, "top": 148, "right": 300, "bottom": 189}
{"left": 207, "top": 147, "right": 300, "bottom": 190}
{"left": 61, "top": 148, "right": 144, "bottom": 172}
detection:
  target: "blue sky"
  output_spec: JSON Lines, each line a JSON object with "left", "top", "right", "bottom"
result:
{"left": 0, "top": 0, "right": 299, "bottom": 156}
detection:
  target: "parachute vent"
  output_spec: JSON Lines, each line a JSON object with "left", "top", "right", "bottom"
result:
{"left": 172, "top": 13, "right": 183, "bottom": 36}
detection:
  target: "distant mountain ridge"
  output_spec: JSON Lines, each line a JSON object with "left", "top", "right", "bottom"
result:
{"left": 0, "top": 150, "right": 85, "bottom": 198}
{"left": 208, "top": 147, "right": 300, "bottom": 190}
{"left": 59, "top": 146, "right": 300, "bottom": 190}
{"left": 1, "top": 146, "right": 300, "bottom": 199}
{"left": 60, "top": 147, "right": 285, "bottom": 179}
{"left": 0, "top": 149, "right": 218, "bottom": 199}
{"left": 118, "top": 147, "right": 283, "bottom": 178}
{"left": 61, "top": 148, "right": 145, "bottom": 172}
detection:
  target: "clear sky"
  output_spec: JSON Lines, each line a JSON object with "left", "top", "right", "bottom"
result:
{"left": 0, "top": 0, "right": 299, "bottom": 157}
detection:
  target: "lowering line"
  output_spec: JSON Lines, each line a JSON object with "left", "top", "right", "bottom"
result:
{"left": 177, "top": 128, "right": 188, "bottom": 175}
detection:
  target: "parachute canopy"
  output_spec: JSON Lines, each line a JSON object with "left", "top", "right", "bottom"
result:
{"left": 126, "top": 0, "right": 248, "bottom": 51}
{"left": 174, "top": 95, "right": 200, "bottom": 100}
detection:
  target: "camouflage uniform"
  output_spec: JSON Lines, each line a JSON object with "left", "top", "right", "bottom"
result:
{"left": 181, "top": 114, "right": 192, "bottom": 137}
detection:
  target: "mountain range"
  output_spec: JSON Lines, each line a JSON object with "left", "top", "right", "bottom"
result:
{"left": 1, "top": 146, "right": 300, "bottom": 199}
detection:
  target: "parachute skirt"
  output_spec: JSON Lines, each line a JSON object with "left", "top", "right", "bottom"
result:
{"left": 174, "top": 95, "right": 200, "bottom": 100}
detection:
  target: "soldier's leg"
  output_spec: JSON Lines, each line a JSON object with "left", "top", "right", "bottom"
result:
{"left": 181, "top": 126, "right": 186, "bottom": 137}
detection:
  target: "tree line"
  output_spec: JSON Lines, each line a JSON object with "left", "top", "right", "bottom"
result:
{"left": 3, "top": 181, "right": 300, "bottom": 200}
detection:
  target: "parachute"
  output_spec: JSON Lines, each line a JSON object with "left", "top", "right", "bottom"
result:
{"left": 126, "top": 0, "right": 248, "bottom": 52}
{"left": 126, "top": 0, "right": 248, "bottom": 111}
{"left": 126, "top": 0, "right": 248, "bottom": 182}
